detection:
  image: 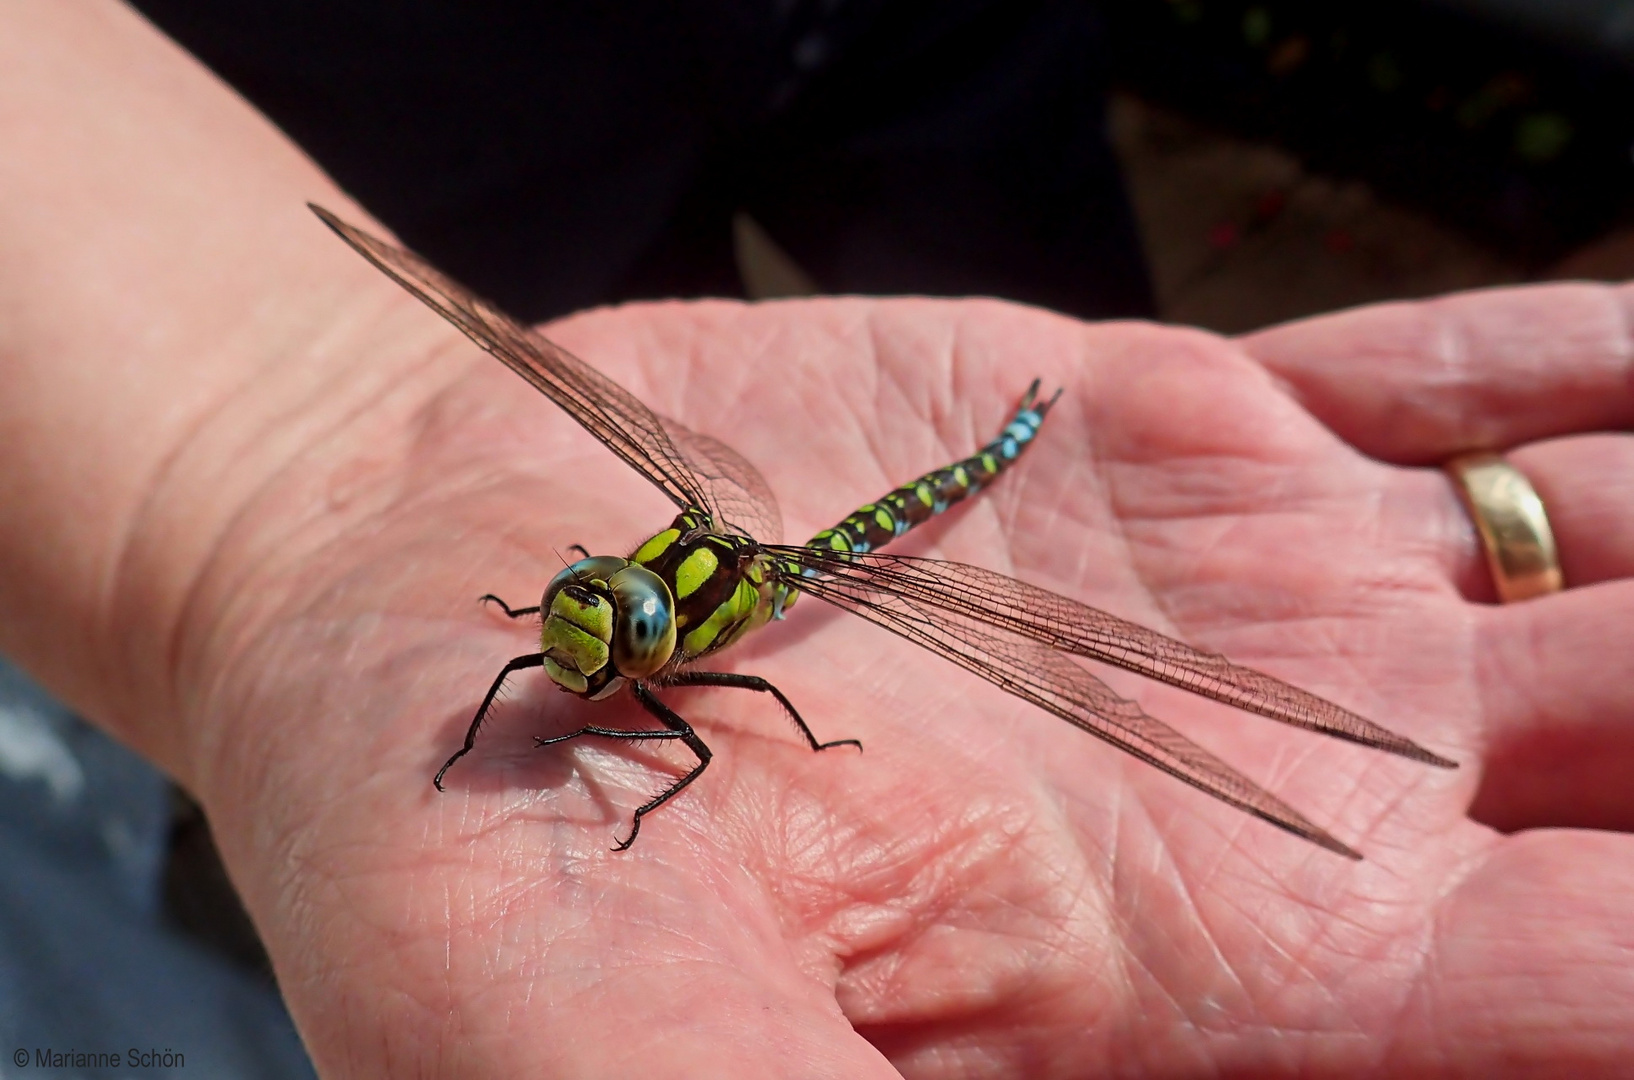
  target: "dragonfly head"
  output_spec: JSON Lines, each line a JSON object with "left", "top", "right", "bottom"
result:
{"left": 539, "top": 556, "right": 677, "bottom": 693}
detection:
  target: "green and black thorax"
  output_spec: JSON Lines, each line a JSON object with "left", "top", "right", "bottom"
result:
{"left": 535, "top": 508, "right": 790, "bottom": 699}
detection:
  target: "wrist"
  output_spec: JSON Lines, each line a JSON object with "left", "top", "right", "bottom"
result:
{"left": 0, "top": 3, "right": 471, "bottom": 787}
{"left": 115, "top": 287, "right": 465, "bottom": 787}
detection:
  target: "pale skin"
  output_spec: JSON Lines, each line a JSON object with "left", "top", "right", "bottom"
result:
{"left": 2, "top": 4, "right": 1631, "bottom": 1078}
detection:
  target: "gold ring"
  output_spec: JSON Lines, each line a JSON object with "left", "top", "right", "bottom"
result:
{"left": 1445, "top": 452, "right": 1563, "bottom": 603}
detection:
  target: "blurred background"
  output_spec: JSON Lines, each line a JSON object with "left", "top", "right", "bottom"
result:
{"left": 133, "top": 0, "right": 1634, "bottom": 335}
{"left": 1103, "top": 0, "right": 1634, "bottom": 330}
{"left": 7, "top": 1, "right": 1634, "bottom": 1075}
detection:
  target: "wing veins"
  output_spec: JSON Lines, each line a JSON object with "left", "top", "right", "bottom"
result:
{"left": 313, "top": 205, "right": 773, "bottom": 527}
{"left": 795, "top": 574, "right": 1360, "bottom": 858}
{"left": 778, "top": 548, "right": 1453, "bottom": 768}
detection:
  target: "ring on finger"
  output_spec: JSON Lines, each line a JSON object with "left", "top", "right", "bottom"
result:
{"left": 1445, "top": 451, "right": 1563, "bottom": 603}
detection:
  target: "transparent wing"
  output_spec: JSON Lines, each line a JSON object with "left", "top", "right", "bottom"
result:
{"left": 778, "top": 547, "right": 1456, "bottom": 767}
{"left": 312, "top": 205, "right": 781, "bottom": 539}
{"left": 789, "top": 567, "right": 1363, "bottom": 858}
{"left": 661, "top": 422, "right": 782, "bottom": 543}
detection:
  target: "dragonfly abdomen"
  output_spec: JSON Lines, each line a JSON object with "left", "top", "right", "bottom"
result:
{"left": 808, "top": 380, "right": 1059, "bottom": 557}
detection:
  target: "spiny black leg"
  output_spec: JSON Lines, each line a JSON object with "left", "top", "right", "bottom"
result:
{"left": 434, "top": 653, "right": 547, "bottom": 790}
{"left": 622, "top": 683, "right": 712, "bottom": 850}
{"left": 525, "top": 682, "right": 711, "bottom": 850}
{"left": 663, "top": 670, "right": 862, "bottom": 753}
{"left": 480, "top": 594, "right": 540, "bottom": 619}
{"left": 534, "top": 726, "right": 689, "bottom": 747}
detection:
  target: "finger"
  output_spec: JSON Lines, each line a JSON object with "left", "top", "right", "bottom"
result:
{"left": 1238, "top": 282, "right": 1634, "bottom": 462}
{"left": 1384, "top": 832, "right": 1634, "bottom": 1075}
{"left": 1508, "top": 433, "right": 1634, "bottom": 587}
{"left": 1423, "top": 433, "right": 1634, "bottom": 604}
{"left": 1466, "top": 582, "right": 1634, "bottom": 834}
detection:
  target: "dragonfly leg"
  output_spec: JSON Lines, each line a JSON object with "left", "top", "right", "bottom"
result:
{"left": 479, "top": 594, "right": 541, "bottom": 619}
{"left": 529, "top": 682, "right": 712, "bottom": 849}
{"left": 664, "top": 670, "right": 863, "bottom": 753}
{"left": 618, "top": 682, "right": 714, "bottom": 850}
{"left": 434, "top": 653, "right": 546, "bottom": 790}
{"left": 567, "top": 544, "right": 590, "bottom": 559}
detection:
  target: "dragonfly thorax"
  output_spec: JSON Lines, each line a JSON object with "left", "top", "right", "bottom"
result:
{"left": 538, "top": 556, "right": 677, "bottom": 697}
{"left": 630, "top": 509, "right": 793, "bottom": 662}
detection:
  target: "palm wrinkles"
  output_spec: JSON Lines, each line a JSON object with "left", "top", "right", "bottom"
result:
{"left": 188, "top": 294, "right": 1625, "bottom": 1078}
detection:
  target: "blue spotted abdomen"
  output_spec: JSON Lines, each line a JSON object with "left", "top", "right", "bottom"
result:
{"left": 807, "top": 379, "right": 1059, "bottom": 557}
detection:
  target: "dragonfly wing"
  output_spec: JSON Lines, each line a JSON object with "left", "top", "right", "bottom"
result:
{"left": 661, "top": 421, "right": 782, "bottom": 543}
{"left": 312, "top": 206, "right": 780, "bottom": 536}
{"left": 793, "top": 575, "right": 1361, "bottom": 858}
{"left": 780, "top": 548, "right": 1455, "bottom": 768}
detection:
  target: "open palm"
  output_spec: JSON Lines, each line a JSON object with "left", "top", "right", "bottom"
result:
{"left": 173, "top": 281, "right": 1633, "bottom": 1077}
{"left": 2, "top": 8, "right": 1626, "bottom": 1076}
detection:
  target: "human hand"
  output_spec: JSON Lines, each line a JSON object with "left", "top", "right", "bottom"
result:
{"left": 2, "top": 5, "right": 1628, "bottom": 1074}
{"left": 169, "top": 282, "right": 1629, "bottom": 1077}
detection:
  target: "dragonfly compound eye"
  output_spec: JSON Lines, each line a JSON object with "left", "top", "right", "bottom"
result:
{"left": 544, "top": 554, "right": 633, "bottom": 609}
{"left": 539, "top": 581, "right": 621, "bottom": 697}
{"left": 607, "top": 565, "right": 677, "bottom": 678}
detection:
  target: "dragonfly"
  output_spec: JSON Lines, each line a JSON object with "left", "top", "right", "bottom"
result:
{"left": 312, "top": 204, "right": 1455, "bottom": 859}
